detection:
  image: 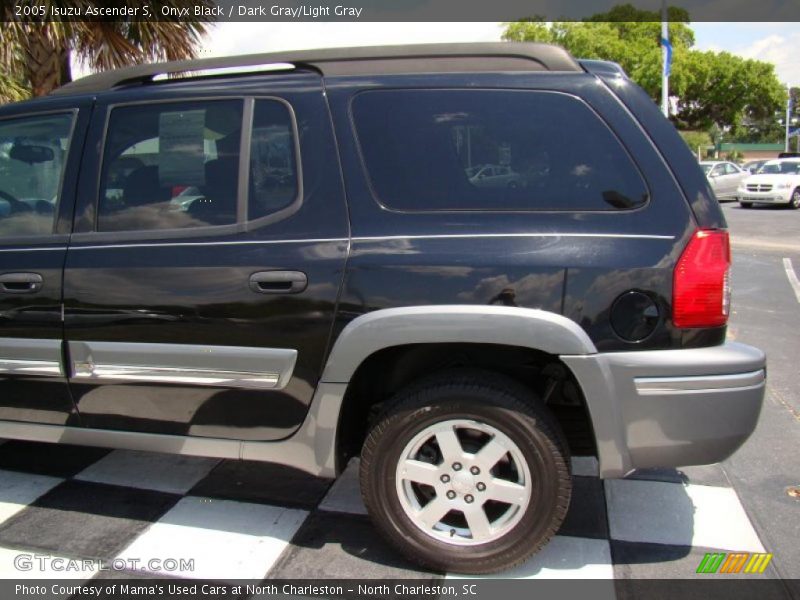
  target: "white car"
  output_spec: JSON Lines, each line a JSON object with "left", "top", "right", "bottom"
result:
{"left": 700, "top": 160, "right": 748, "bottom": 201}
{"left": 737, "top": 159, "right": 800, "bottom": 209}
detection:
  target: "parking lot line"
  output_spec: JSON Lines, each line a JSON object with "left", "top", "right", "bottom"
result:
{"left": 782, "top": 258, "right": 800, "bottom": 303}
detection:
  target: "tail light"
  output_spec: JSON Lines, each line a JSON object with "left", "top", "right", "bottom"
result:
{"left": 673, "top": 229, "right": 731, "bottom": 328}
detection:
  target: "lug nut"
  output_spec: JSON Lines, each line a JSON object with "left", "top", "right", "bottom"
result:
{"left": 476, "top": 482, "right": 486, "bottom": 491}
{"left": 465, "top": 494, "right": 474, "bottom": 504}
{"left": 446, "top": 490, "right": 457, "bottom": 500}
{"left": 470, "top": 466, "right": 480, "bottom": 475}
{"left": 440, "top": 474, "right": 450, "bottom": 483}
{"left": 452, "top": 462, "right": 462, "bottom": 471}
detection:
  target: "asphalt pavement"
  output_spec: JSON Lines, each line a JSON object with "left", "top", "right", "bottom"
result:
{"left": 721, "top": 201, "right": 800, "bottom": 581}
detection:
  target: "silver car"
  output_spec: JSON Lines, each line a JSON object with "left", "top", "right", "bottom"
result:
{"left": 700, "top": 160, "right": 749, "bottom": 201}
{"left": 466, "top": 164, "right": 525, "bottom": 189}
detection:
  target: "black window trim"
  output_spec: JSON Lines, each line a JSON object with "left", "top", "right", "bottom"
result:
{"left": 348, "top": 87, "right": 652, "bottom": 215}
{"left": 0, "top": 108, "right": 78, "bottom": 246}
{"left": 71, "top": 94, "right": 303, "bottom": 244}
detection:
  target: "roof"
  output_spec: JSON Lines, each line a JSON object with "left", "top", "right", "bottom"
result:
{"left": 53, "top": 42, "right": 583, "bottom": 97}
{"left": 719, "top": 143, "right": 784, "bottom": 151}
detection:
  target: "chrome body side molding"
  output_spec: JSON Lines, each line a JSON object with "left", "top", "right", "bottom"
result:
{"left": 634, "top": 369, "right": 765, "bottom": 395}
{"left": 68, "top": 341, "right": 297, "bottom": 390}
{"left": 0, "top": 338, "right": 63, "bottom": 377}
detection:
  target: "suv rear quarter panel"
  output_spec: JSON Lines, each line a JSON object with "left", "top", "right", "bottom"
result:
{"left": 324, "top": 73, "right": 702, "bottom": 352}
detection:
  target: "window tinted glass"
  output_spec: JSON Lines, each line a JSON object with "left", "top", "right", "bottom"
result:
{"left": 761, "top": 161, "right": 800, "bottom": 174}
{"left": 0, "top": 113, "right": 73, "bottom": 237}
{"left": 724, "top": 163, "right": 739, "bottom": 174}
{"left": 98, "top": 100, "right": 242, "bottom": 232}
{"left": 249, "top": 100, "right": 298, "bottom": 220}
{"left": 353, "top": 90, "right": 648, "bottom": 211}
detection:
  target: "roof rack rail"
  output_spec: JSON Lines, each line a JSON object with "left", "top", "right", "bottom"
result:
{"left": 578, "top": 59, "right": 629, "bottom": 78}
{"left": 52, "top": 42, "right": 582, "bottom": 96}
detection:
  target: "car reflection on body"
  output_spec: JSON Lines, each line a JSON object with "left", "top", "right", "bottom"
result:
{"left": 466, "top": 164, "right": 526, "bottom": 189}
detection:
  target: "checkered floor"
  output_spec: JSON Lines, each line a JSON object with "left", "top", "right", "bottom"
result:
{"left": 0, "top": 438, "right": 772, "bottom": 586}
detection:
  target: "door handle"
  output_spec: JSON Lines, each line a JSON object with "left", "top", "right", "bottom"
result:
{"left": 249, "top": 271, "right": 308, "bottom": 294}
{"left": 0, "top": 272, "right": 43, "bottom": 294}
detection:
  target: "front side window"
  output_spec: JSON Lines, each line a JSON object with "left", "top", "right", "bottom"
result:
{"left": 352, "top": 90, "right": 648, "bottom": 212}
{"left": 98, "top": 100, "right": 243, "bottom": 232}
{"left": 0, "top": 113, "right": 73, "bottom": 237}
{"left": 724, "top": 163, "right": 740, "bottom": 175}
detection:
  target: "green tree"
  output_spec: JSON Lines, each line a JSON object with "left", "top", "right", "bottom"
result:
{"left": 502, "top": 4, "right": 786, "bottom": 135}
{"left": 0, "top": 0, "right": 213, "bottom": 102}
{"left": 679, "top": 130, "right": 711, "bottom": 156}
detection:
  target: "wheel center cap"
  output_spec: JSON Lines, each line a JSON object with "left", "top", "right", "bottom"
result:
{"left": 451, "top": 471, "right": 475, "bottom": 495}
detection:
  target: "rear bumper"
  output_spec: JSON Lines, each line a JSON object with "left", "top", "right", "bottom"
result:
{"left": 562, "top": 342, "right": 766, "bottom": 478}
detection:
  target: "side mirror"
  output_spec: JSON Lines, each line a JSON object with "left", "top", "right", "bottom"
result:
{"left": 9, "top": 144, "right": 54, "bottom": 164}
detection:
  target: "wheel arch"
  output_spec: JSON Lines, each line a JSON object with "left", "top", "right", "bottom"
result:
{"left": 321, "top": 305, "right": 597, "bottom": 384}
{"left": 319, "top": 306, "right": 600, "bottom": 473}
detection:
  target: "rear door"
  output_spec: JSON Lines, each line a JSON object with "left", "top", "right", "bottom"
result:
{"left": 0, "top": 101, "right": 90, "bottom": 426}
{"left": 63, "top": 73, "right": 349, "bottom": 441}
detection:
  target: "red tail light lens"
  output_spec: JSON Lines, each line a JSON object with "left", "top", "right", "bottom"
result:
{"left": 673, "top": 229, "right": 731, "bottom": 328}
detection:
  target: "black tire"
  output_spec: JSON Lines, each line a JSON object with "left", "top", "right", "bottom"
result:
{"left": 740, "top": 202, "right": 752, "bottom": 208}
{"left": 790, "top": 188, "right": 800, "bottom": 210}
{"left": 360, "top": 369, "right": 571, "bottom": 574}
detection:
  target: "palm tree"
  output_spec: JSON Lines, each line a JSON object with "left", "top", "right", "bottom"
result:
{"left": 0, "top": 0, "right": 213, "bottom": 102}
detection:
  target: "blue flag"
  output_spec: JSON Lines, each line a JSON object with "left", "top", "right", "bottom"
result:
{"left": 662, "top": 36, "right": 673, "bottom": 78}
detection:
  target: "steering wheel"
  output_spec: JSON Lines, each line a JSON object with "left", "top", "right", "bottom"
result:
{"left": 0, "top": 189, "right": 32, "bottom": 213}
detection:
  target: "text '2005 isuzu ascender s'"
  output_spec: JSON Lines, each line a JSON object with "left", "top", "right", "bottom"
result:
{"left": 0, "top": 43, "right": 765, "bottom": 573}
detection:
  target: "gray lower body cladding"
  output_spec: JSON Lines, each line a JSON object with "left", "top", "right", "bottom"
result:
{"left": 563, "top": 341, "right": 766, "bottom": 478}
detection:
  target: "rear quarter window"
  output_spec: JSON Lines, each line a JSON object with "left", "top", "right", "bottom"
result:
{"left": 352, "top": 89, "right": 648, "bottom": 212}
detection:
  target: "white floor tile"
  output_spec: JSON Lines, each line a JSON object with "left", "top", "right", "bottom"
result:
{"left": 571, "top": 457, "right": 599, "bottom": 477}
{"left": 0, "top": 469, "right": 62, "bottom": 525}
{"left": 318, "top": 459, "right": 367, "bottom": 515}
{"left": 117, "top": 496, "right": 307, "bottom": 582}
{"left": 75, "top": 450, "right": 220, "bottom": 495}
{"left": 0, "top": 545, "right": 99, "bottom": 580}
{"left": 447, "top": 536, "right": 614, "bottom": 582}
{"left": 606, "top": 480, "right": 764, "bottom": 552}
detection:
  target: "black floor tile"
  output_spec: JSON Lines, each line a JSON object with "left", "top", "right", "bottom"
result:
{"left": 0, "top": 480, "right": 180, "bottom": 559}
{"left": 0, "top": 440, "right": 110, "bottom": 478}
{"left": 189, "top": 460, "right": 333, "bottom": 509}
{"left": 557, "top": 475, "right": 608, "bottom": 539}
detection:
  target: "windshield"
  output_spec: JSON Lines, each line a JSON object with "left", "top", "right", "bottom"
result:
{"left": 700, "top": 164, "right": 713, "bottom": 175}
{"left": 760, "top": 162, "right": 800, "bottom": 175}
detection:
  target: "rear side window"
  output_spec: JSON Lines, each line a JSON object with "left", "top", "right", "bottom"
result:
{"left": 97, "top": 98, "right": 300, "bottom": 233}
{"left": 249, "top": 100, "right": 299, "bottom": 220}
{"left": 98, "top": 100, "right": 243, "bottom": 232}
{"left": 352, "top": 90, "right": 648, "bottom": 212}
{"left": 0, "top": 113, "right": 73, "bottom": 237}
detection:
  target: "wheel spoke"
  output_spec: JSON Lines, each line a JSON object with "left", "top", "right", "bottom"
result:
{"left": 435, "top": 427, "right": 464, "bottom": 463}
{"left": 487, "top": 477, "right": 528, "bottom": 506}
{"left": 462, "top": 504, "right": 493, "bottom": 540}
{"left": 400, "top": 459, "right": 440, "bottom": 486}
{"left": 473, "top": 437, "right": 509, "bottom": 472}
{"left": 416, "top": 497, "right": 450, "bottom": 528}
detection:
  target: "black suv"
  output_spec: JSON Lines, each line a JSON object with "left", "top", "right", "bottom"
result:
{"left": 0, "top": 43, "right": 765, "bottom": 573}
